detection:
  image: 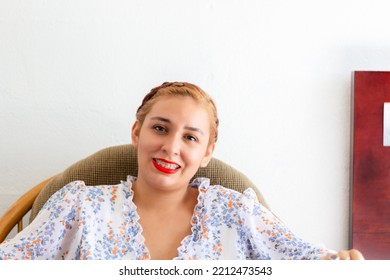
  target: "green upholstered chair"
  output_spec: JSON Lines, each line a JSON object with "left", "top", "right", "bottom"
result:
{"left": 0, "top": 144, "right": 269, "bottom": 243}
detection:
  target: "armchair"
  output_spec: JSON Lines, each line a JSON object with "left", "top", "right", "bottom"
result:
{"left": 0, "top": 144, "right": 269, "bottom": 243}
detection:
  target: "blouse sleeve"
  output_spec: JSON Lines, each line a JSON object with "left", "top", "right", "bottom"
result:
{"left": 0, "top": 181, "right": 87, "bottom": 260}
{"left": 239, "top": 188, "right": 333, "bottom": 260}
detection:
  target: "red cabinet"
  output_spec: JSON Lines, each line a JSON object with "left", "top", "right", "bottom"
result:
{"left": 351, "top": 71, "right": 390, "bottom": 259}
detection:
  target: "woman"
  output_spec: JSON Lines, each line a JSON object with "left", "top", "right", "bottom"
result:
{"left": 0, "top": 82, "right": 363, "bottom": 260}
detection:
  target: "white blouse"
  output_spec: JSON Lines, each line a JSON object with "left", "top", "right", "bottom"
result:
{"left": 0, "top": 176, "right": 331, "bottom": 260}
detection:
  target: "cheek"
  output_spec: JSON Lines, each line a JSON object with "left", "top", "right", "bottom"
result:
{"left": 138, "top": 139, "right": 157, "bottom": 155}
{"left": 183, "top": 146, "right": 208, "bottom": 167}
{"left": 137, "top": 131, "right": 160, "bottom": 155}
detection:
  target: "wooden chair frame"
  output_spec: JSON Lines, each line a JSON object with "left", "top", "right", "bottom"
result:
{"left": 0, "top": 177, "right": 53, "bottom": 243}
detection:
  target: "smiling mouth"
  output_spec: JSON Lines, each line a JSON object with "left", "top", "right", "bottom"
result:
{"left": 152, "top": 158, "right": 181, "bottom": 174}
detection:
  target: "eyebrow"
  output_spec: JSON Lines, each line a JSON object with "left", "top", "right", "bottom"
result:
{"left": 150, "top": 116, "right": 204, "bottom": 135}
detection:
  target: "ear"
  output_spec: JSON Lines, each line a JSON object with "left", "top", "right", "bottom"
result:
{"left": 200, "top": 143, "right": 215, "bottom": 168}
{"left": 131, "top": 121, "right": 140, "bottom": 148}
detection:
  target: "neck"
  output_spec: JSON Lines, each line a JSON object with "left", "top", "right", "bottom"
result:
{"left": 132, "top": 178, "right": 197, "bottom": 213}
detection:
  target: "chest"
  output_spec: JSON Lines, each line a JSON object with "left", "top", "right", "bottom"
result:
{"left": 138, "top": 211, "right": 193, "bottom": 260}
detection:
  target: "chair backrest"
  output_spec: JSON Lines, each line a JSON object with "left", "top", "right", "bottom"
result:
{"left": 30, "top": 144, "right": 269, "bottom": 222}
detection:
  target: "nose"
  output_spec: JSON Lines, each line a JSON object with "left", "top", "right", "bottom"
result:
{"left": 161, "top": 133, "right": 181, "bottom": 156}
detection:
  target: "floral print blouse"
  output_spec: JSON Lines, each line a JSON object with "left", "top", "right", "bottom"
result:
{"left": 0, "top": 176, "right": 331, "bottom": 260}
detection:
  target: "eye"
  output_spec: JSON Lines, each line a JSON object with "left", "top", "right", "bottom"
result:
{"left": 153, "top": 125, "right": 167, "bottom": 133}
{"left": 184, "top": 135, "right": 198, "bottom": 142}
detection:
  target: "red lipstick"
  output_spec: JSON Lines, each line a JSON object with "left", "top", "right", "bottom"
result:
{"left": 152, "top": 158, "right": 181, "bottom": 174}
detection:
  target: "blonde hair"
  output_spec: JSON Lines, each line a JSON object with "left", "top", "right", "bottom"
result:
{"left": 136, "top": 82, "right": 219, "bottom": 145}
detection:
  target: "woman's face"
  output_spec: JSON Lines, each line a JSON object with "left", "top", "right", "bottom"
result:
{"left": 132, "top": 95, "right": 215, "bottom": 191}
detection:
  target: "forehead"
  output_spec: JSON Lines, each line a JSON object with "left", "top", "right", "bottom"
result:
{"left": 146, "top": 95, "right": 210, "bottom": 129}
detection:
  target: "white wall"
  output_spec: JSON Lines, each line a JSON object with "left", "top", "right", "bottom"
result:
{"left": 1, "top": 0, "right": 390, "bottom": 252}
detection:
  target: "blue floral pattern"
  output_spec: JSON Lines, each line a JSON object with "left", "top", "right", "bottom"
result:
{"left": 0, "top": 176, "right": 330, "bottom": 260}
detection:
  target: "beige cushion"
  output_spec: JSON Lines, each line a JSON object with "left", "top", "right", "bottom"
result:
{"left": 30, "top": 144, "right": 269, "bottom": 222}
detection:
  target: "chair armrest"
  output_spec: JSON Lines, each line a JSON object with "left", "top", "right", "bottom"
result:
{"left": 0, "top": 177, "right": 53, "bottom": 243}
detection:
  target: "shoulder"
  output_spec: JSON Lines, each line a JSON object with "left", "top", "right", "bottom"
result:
{"left": 42, "top": 178, "right": 132, "bottom": 212}
{"left": 193, "top": 177, "right": 257, "bottom": 198}
{"left": 192, "top": 177, "right": 260, "bottom": 212}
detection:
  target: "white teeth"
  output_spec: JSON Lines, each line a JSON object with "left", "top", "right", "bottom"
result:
{"left": 155, "top": 159, "right": 180, "bottom": 170}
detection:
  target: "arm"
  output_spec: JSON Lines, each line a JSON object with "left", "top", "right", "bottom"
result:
{"left": 240, "top": 188, "right": 346, "bottom": 260}
{"left": 0, "top": 181, "right": 85, "bottom": 260}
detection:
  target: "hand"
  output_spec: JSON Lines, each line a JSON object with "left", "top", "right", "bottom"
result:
{"left": 322, "top": 249, "right": 364, "bottom": 260}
